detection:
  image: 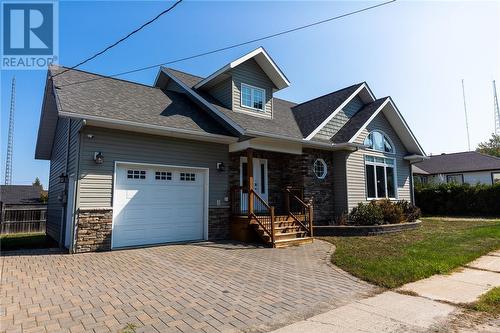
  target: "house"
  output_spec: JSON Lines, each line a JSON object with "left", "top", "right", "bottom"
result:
{"left": 0, "top": 185, "right": 47, "bottom": 234}
{"left": 413, "top": 151, "right": 500, "bottom": 185}
{"left": 35, "top": 47, "right": 426, "bottom": 253}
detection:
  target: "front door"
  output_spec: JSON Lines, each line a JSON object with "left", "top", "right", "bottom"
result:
{"left": 240, "top": 157, "right": 268, "bottom": 213}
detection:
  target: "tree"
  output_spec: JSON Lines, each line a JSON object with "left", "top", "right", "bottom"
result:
{"left": 33, "top": 177, "right": 42, "bottom": 188}
{"left": 476, "top": 133, "right": 500, "bottom": 158}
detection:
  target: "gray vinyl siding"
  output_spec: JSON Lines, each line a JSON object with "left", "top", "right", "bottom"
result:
{"left": 314, "top": 96, "right": 364, "bottom": 141}
{"left": 231, "top": 59, "right": 274, "bottom": 118}
{"left": 345, "top": 113, "right": 411, "bottom": 211}
{"left": 77, "top": 126, "right": 229, "bottom": 209}
{"left": 332, "top": 151, "right": 348, "bottom": 217}
{"left": 208, "top": 78, "right": 232, "bottom": 108}
{"left": 46, "top": 117, "right": 82, "bottom": 243}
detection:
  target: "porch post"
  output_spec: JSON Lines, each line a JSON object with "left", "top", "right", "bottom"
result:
{"left": 247, "top": 148, "right": 254, "bottom": 217}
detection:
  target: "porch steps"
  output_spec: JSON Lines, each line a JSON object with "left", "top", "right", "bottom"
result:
{"left": 250, "top": 214, "right": 313, "bottom": 248}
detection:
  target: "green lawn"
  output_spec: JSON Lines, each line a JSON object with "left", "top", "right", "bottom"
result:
{"left": 469, "top": 287, "right": 500, "bottom": 314}
{"left": 0, "top": 233, "right": 57, "bottom": 251}
{"left": 323, "top": 217, "right": 500, "bottom": 288}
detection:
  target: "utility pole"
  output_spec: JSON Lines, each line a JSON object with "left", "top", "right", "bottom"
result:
{"left": 494, "top": 80, "right": 500, "bottom": 135}
{"left": 4, "top": 77, "right": 15, "bottom": 185}
{"left": 461, "top": 79, "right": 471, "bottom": 151}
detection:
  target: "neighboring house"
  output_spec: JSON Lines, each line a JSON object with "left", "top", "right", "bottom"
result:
{"left": 0, "top": 185, "right": 47, "bottom": 234}
{"left": 413, "top": 151, "right": 500, "bottom": 185}
{"left": 35, "top": 47, "right": 426, "bottom": 253}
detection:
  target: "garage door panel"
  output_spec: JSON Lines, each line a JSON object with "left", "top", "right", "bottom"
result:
{"left": 113, "top": 164, "right": 206, "bottom": 249}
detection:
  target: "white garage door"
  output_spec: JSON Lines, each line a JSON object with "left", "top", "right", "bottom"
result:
{"left": 112, "top": 163, "right": 206, "bottom": 248}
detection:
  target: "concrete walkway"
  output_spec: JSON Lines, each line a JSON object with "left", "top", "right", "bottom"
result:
{"left": 272, "top": 250, "right": 500, "bottom": 333}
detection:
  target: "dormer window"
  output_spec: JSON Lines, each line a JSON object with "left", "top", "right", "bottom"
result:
{"left": 241, "top": 83, "right": 265, "bottom": 111}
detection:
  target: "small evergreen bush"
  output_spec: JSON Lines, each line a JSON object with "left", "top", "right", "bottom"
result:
{"left": 349, "top": 202, "right": 384, "bottom": 225}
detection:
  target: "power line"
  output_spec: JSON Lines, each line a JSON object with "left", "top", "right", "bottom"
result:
{"left": 52, "top": 0, "right": 183, "bottom": 78}
{"left": 54, "top": 0, "right": 396, "bottom": 88}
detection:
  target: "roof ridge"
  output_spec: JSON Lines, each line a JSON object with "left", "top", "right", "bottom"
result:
{"left": 162, "top": 66, "right": 205, "bottom": 80}
{"left": 50, "top": 65, "right": 160, "bottom": 89}
{"left": 292, "top": 82, "right": 365, "bottom": 108}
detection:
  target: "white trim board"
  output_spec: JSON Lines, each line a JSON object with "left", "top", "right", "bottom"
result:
{"left": 194, "top": 47, "right": 290, "bottom": 90}
{"left": 111, "top": 161, "right": 209, "bottom": 250}
{"left": 305, "top": 83, "right": 371, "bottom": 140}
{"left": 348, "top": 98, "right": 426, "bottom": 156}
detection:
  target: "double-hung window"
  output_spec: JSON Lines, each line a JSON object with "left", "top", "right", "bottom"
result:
{"left": 241, "top": 83, "right": 265, "bottom": 111}
{"left": 365, "top": 156, "right": 396, "bottom": 199}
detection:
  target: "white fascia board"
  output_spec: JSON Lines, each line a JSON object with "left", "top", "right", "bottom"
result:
{"left": 348, "top": 97, "right": 426, "bottom": 156}
{"left": 404, "top": 154, "right": 429, "bottom": 162}
{"left": 162, "top": 69, "right": 245, "bottom": 135}
{"left": 244, "top": 129, "right": 361, "bottom": 151}
{"left": 347, "top": 98, "right": 391, "bottom": 143}
{"left": 304, "top": 83, "right": 369, "bottom": 141}
{"left": 58, "top": 111, "right": 238, "bottom": 144}
{"left": 194, "top": 47, "right": 290, "bottom": 90}
{"left": 386, "top": 98, "right": 426, "bottom": 156}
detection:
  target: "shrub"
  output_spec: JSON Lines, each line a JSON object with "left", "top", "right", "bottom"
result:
{"left": 375, "top": 199, "right": 405, "bottom": 224}
{"left": 349, "top": 202, "right": 384, "bottom": 225}
{"left": 396, "top": 201, "right": 421, "bottom": 222}
{"left": 415, "top": 183, "right": 500, "bottom": 216}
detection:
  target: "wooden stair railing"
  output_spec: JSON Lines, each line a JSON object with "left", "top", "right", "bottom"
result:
{"left": 248, "top": 189, "right": 275, "bottom": 245}
{"left": 284, "top": 187, "right": 314, "bottom": 238}
{"left": 230, "top": 185, "right": 276, "bottom": 246}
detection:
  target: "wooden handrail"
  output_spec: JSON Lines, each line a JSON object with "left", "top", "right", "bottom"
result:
{"left": 284, "top": 187, "right": 314, "bottom": 237}
{"left": 249, "top": 188, "right": 271, "bottom": 210}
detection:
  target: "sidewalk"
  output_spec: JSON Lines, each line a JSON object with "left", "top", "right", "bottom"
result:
{"left": 272, "top": 250, "right": 500, "bottom": 333}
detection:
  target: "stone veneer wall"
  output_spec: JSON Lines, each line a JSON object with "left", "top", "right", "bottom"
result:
{"left": 74, "top": 208, "right": 230, "bottom": 253}
{"left": 302, "top": 149, "right": 335, "bottom": 226}
{"left": 229, "top": 149, "right": 335, "bottom": 225}
{"left": 208, "top": 207, "right": 230, "bottom": 240}
{"left": 74, "top": 209, "right": 113, "bottom": 253}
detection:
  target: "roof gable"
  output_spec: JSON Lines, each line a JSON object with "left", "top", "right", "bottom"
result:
{"left": 293, "top": 82, "right": 375, "bottom": 139}
{"left": 194, "top": 47, "right": 290, "bottom": 91}
{"left": 332, "top": 97, "right": 425, "bottom": 156}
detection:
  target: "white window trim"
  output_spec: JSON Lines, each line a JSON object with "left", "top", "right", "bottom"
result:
{"left": 240, "top": 83, "right": 266, "bottom": 112}
{"left": 365, "top": 155, "right": 398, "bottom": 200}
{"left": 313, "top": 158, "right": 328, "bottom": 179}
{"left": 364, "top": 130, "right": 396, "bottom": 155}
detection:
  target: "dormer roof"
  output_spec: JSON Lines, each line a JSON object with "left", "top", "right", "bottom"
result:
{"left": 194, "top": 47, "right": 290, "bottom": 90}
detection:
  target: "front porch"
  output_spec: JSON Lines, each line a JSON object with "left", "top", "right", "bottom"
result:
{"left": 228, "top": 148, "right": 314, "bottom": 247}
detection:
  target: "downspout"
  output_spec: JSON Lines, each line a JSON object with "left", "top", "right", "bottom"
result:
{"left": 70, "top": 120, "right": 85, "bottom": 253}
{"left": 59, "top": 118, "right": 72, "bottom": 248}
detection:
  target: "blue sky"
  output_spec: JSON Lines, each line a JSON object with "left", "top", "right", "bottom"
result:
{"left": 1, "top": 0, "right": 499, "bottom": 187}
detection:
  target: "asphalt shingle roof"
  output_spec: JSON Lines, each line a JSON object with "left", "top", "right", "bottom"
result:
{"left": 291, "top": 83, "right": 364, "bottom": 138}
{"left": 48, "top": 65, "right": 377, "bottom": 144}
{"left": 164, "top": 68, "right": 304, "bottom": 140}
{"left": 331, "top": 98, "right": 388, "bottom": 144}
{"left": 413, "top": 151, "right": 500, "bottom": 174}
{"left": 49, "top": 66, "right": 232, "bottom": 136}
{"left": 0, "top": 185, "right": 44, "bottom": 205}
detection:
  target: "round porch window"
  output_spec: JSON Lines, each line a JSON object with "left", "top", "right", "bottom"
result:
{"left": 313, "top": 158, "right": 327, "bottom": 179}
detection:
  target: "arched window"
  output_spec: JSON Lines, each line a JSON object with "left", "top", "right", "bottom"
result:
{"left": 364, "top": 131, "right": 394, "bottom": 153}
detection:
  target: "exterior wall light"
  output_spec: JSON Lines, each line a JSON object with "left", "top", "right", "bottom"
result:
{"left": 59, "top": 172, "right": 68, "bottom": 183}
{"left": 217, "top": 162, "right": 225, "bottom": 172}
{"left": 94, "top": 152, "right": 104, "bottom": 164}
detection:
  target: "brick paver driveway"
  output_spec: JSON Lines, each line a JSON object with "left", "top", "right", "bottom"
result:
{"left": 1, "top": 240, "right": 377, "bottom": 333}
